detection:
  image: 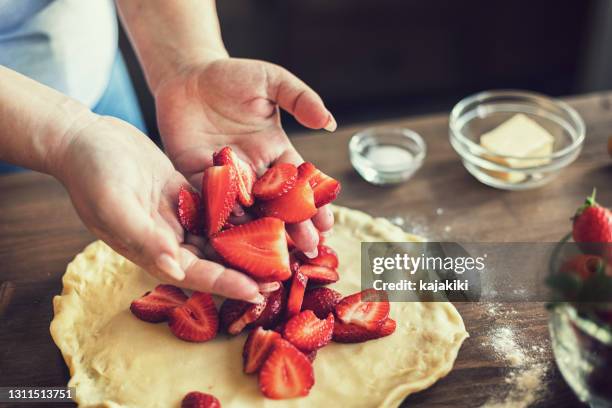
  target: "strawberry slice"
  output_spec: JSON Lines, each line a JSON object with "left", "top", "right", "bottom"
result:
{"left": 213, "top": 146, "right": 256, "bottom": 207}
{"left": 299, "top": 264, "right": 339, "bottom": 285}
{"left": 258, "top": 338, "right": 315, "bottom": 399}
{"left": 253, "top": 163, "right": 298, "bottom": 200}
{"left": 332, "top": 318, "right": 396, "bottom": 343}
{"left": 130, "top": 284, "right": 188, "bottom": 323}
{"left": 202, "top": 165, "right": 238, "bottom": 236}
{"left": 168, "top": 292, "right": 219, "bottom": 342}
{"left": 252, "top": 286, "right": 286, "bottom": 329}
{"left": 301, "top": 287, "right": 342, "bottom": 319}
{"left": 260, "top": 176, "right": 317, "bottom": 223}
{"left": 286, "top": 270, "right": 308, "bottom": 317}
{"left": 211, "top": 217, "right": 291, "bottom": 282}
{"left": 243, "top": 326, "right": 282, "bottom": 374}
{"left": 177, "top": 187, "right": 203, "bottom": 235}
{"left": 181, "top": 391, "right": 221, "bottom": 408}
{"left": 335, "top": 289, "right": 390, "bottom": 331}
{"left": 219, "top": 297, "right": 267, "bottom": 335}
{"left": 297, "top": 162, "right": 341, "bottom": 207}
{"left": 297, "top": 245, "right": 339, "bottom": 269}
{"left": 283, "top": 310, "right": 334, "bottom": 352}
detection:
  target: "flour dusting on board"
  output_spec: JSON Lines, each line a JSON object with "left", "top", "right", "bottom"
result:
{"left": 481, "top": 303, "right": 549, "bottom": 408}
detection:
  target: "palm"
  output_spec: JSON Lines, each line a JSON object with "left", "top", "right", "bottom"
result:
{"left": 156, "top": 58, "right": 327, "bottom": 186}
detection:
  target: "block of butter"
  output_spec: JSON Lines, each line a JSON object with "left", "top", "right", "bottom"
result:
{"left": 480, "top": 114, "right": 554, "bottom": 183}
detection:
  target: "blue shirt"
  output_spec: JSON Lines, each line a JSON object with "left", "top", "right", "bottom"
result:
{"left": 0, "top": 0, "right": 118, "bottom": 107}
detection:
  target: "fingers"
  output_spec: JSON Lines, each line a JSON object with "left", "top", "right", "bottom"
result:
{"left": 176, "top": 247, "right": 263, "bottom": 303}
{"left": 312, "top": 205, "right": 334, "bottom": 232}
{"left": 286, "top": 220, "right": 319, "bottom": 257}
{"left": 265, "top": 64, "right": 336, "bottom": 132}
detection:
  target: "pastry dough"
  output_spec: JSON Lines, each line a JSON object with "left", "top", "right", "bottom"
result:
{"left": 51, "top": 206, "right": 468, "bottom": 407}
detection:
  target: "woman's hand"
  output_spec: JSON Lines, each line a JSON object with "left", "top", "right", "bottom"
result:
{"left": 154, "top": 58, "right": 337, "bottom": 256}
{"left": 54, "top": 114, "right": 263, "bottom": 303}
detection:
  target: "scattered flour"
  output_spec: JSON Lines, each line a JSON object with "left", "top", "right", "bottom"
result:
{"left": 481, "top": 303, "right": 549, "bottom": 408}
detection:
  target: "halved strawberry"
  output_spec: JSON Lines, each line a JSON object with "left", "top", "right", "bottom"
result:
{"left": 332, "top": 318, "right": 396, "bottom": 343}
{"left": 243, "top": 326, "right": 282, "bottom": 374}
{"left": 181, "top": 391, "right": 221, "bottom": 408}
{"left": 168, "top": 292, "right": 218, "bottom": 342}
{"left": 258, "top": 338, "right": 314, "bottom": 399}
{"left": 283, "top": 310, "right": 334, "bottom": 352}
{"left": 301, "top": 287, "right": 342, "bottom": 319}
{"left": 177, "top": 187, "right": 203, "bottom": 235}
{"left": 297, "top": 162, "right": 341, "bottom": 207}
{"left": 211, "top": 217, "right": 291, "bottom": 282}
{"left": 286, "top": 270, "right": 308, "bottom": 317}
{"left": 260, "top": 177, "right": 317, "bottom": 223}
{"left": 297, "top": 245, "right": 339, "bottom": 269}
{"left": 213, "top": 146, "right": 257, "bottom": 207}
{"left": 253, "top": 163, "right": 298, "bottom": 200}
{"left": 202, "top": 165, "right": 238, "bottom": 236}
{"left": 334, "top": 289, "right": 390, "bottom": 331}
{"left": 130, "top": 284, "right": 188, "bottom": 323}
{"left": 219, "top": 298, "right": 267, "bottom": 335}
{"left": 299, "top": 264, "right": 339, "bottom": 285}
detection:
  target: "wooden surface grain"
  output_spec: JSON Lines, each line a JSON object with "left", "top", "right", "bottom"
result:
{"left": 2, "top": 92, "right": 611, "bottom": 407}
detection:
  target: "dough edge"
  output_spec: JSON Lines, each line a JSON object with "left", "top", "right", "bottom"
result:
{"left": 50, "top": 205, "right": 468, "bottom": 408}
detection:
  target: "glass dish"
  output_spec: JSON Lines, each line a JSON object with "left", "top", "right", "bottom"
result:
{"left": 548, "top": 234, "right": 612, "bottom": 407}
{"left": 349, "top": 127, "right": 426, "bottom": 186}
{"left": 449, "top": 90, "right": 585, "bottom": 190}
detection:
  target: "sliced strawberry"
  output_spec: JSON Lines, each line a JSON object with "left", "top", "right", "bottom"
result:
{"left": 219, "top": 298, "right": 267, "bottom": 335}
{"left": 297, "top": 245, "right": 339, "bottom": 269}
{"left": 332, "top": 318, "right": 396, "bottom": 343}
{"left": 211, "top": 217, "right": 291, "bottom": 281}
{"left": 243, "top": 326, "right": 282, "bottom": 374}
{"left": 299, "top": 264, "right": 339, "bottom": 285}
{"left": 301, "top": 287, "right": 342, "bottom": 319}
{"left": 260, "top": 177, "right": 317, "bottom": 223}
{"left": 253, "top": 163, "right": 298, "bottom": 200}
{"left": 251, "top": 286, "right": 286, "bottom": 329}
{"left": 334, "top": 289, "right": 390, "bottom": 331}
{"left": 283, "top": 310, "right": 334, "bottom": 352}
{"left": 258, "top": 338, "right": 314, "bottom": 399}
{"left": 168, "top": 292, "right": 218, "bottom": 342}
{"left": 130, "top": 284, "right": 188, "bottom": 323}
{"left": 213, "top": 146, "right": 257, "bottom": 207}
{"left": 202, "top": 165, "right": 238, "bottom": 236}
{"left": 177, "top": 187, "right": 203, "bottom": 235}
{"left": 286, "top": 270, "right": 308, "bottom": 317}
{"left": 181, "top": 391, "right": 221, "bottom": 408}
{"left": 297, "top": 162, "right": 341, "bottom": 207}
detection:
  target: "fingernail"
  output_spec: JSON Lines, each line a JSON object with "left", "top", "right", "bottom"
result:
{"left": 156, "top": 254, "right": 185, "bottom": 281}
{"left": 324, "top": 114, "right": 337, "bottom": 132}
{"left": 303, "top": 248, "right": 319, "bottom": 259}
{"left": 248, "top": 293, "right": 265, "bottom": 304}
{"left": 259, "top": 281, "right": 280, "bottom": 292}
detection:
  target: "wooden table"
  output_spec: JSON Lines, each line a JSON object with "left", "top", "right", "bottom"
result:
{"left": 1, "top": 92, "right": 610, "bottom": 407}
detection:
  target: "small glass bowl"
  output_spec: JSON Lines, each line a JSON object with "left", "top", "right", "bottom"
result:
{"left": 449, "top": 90, "right": 585, "bottom": 190}
{"left": 349, "top": 127, "right": 426, "bottom": 186}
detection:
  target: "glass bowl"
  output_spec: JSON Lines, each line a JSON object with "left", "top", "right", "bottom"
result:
{"left": 449, "top": 90, "right": 585, "bottom": 190}
{"left": 548, "top": 234, "right": 612, "bottom": 407}
{"left": 349, "top": 127, "right": 426, "bottom": 186}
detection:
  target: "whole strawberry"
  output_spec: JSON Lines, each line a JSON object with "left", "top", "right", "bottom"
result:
{"left": 573, "top": 189, "right": 612, "bottom": 260}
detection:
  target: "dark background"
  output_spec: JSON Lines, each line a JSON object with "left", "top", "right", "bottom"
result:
{"left": 120, "top": 0, "right": 612, "bottom": 145}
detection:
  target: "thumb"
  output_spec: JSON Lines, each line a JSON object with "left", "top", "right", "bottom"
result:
{"left": 265, "top": 64, "right": 337, "bottom": 132}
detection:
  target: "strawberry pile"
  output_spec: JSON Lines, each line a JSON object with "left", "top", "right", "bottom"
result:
{"left": 130, "top": 146, "right": 395, "bottom": 403}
